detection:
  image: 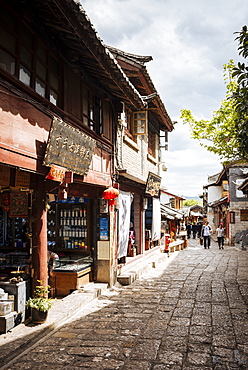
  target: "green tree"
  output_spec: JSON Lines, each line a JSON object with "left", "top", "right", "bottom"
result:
{"left": 232, "top": 25, "right": 248, "bottom": 158}
{"left": 180, "top": 26, "right": 248, "bottom": 162}
{"left": 183, "top": 199, "right": 202, "bottom": 207}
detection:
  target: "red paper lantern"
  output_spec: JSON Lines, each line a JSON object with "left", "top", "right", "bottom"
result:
{"left": 108, "top": 198, "right": 117, "bottom": 206}
{"left": 102, "top": 186, "right": 119, "bottom": 204}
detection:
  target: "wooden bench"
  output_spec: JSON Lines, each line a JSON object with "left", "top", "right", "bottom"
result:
{"left": 168, "top": 240, "right": 185, "bottom": 253}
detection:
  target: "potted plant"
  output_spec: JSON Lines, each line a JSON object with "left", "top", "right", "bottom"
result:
{"left": 26, "top": 280, "right": 53, "bottom": 324}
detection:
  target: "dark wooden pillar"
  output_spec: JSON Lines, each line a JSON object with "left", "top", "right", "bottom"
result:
{"left": 32, "top": 180, "right": 48, "bottom": 293}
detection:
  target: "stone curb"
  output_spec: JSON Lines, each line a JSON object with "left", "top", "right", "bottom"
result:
{"left": 0, "top": 284, "right": 108, "bottom": 367}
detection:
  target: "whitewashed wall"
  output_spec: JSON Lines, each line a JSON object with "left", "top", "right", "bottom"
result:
{"left": 116, "top": 124, "right": 160, "bottom": 182}
{"left": 207, "top": 185, "right": 222, "bottom": 203}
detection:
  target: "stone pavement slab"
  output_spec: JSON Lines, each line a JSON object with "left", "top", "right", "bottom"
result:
{"left": 0, "top": 247, "right": 178, "bottom": 368}
{"left": 1, "top": 238, "right": 248, "bottom": 369}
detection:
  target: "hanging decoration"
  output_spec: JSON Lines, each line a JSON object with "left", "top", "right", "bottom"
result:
{"left": 10, "top": 192, "right": 28, "bottom": 217}
{"left": 102, "top": 186, "right": 119, "bottom": 206}
{"left": 46, "top": 164, "right": 66, "bottom": 182}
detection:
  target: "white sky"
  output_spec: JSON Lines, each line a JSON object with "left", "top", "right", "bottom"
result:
{"left": 81, "top": 0, "right": 248, "bottom": 197}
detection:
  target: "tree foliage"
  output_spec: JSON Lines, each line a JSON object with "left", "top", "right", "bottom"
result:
{"left": 232, "top": 25, "right": 248, "bottom": 158}
{"left": 183, "top": 199, "right": 202, "bottom": 207}
{"left": 180, "top": 26, "right": 248, "bottom": 162}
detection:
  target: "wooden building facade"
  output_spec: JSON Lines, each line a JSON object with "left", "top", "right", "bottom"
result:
{"left": 0, "top": 0, "right": 146, "bottom": 300}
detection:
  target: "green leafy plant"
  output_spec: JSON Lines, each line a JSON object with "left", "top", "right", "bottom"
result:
{"left": 26, "top": 280, "right": 53, "bottom": 312}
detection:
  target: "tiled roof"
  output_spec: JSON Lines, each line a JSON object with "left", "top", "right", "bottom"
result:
{"left": 30, "top": 0, "right": 145, "bottom": 109}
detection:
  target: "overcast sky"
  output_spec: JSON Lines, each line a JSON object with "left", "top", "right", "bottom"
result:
{"left": 81, "top": 0, "right": 247, "bottom": 197}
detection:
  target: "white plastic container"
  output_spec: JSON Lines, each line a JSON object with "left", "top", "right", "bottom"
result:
{"left": 0, "top": 300, "right": 12, "bottom": 316}
{"left": 0, "top": 289, "right": 8, "bottom": 300}
{"left": 0, "top": 292, "right": 8, "bottom": 300}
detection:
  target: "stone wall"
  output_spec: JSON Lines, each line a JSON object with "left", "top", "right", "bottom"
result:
{"left": 121, "top": 134, "right": 159, "bottom": 181}
{"left": 229, "top": 200, "right": 248, "bottom": 244}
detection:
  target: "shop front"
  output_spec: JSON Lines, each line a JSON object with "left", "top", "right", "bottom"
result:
{"left": 116, "top": 172, "right": 162, "bottom": 266}
{"left": 116, "top": 176, "right": 145, "bottom": 264}
{"left": 0, "top": 165, "right": 33, "bottom": 325}
{"left": 42, "top": 118, "right": 114, "bottom": 295}
{"left": 0, "top": 112, "right": 114, "bottom": 302}
{"left": 0, "top": 0, "right": 148, "bottom": 332}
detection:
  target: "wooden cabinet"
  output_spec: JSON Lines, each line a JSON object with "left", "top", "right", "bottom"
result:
{"left": 51, "top": 256, "right": 92, "bottom": 297}
{"left": 47, "top": 200, "right": 89, "bottom": 251}
{"left": 53, "top": 267, "right": 92, "bottom": 296}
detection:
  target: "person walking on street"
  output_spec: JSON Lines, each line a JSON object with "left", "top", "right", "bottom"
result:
{"left": 202, "top": 221, "right": 212, "bottom": 249}
{"left": 186, "top": 223, "right": 192, "bottom": 239}
{"left": 216, "top": 224, "right": 225, "bottom": 249}
{"left": 197, "top": 222, "right": 203, "bottom": 238}
{"left": 192, "top": 222, "right": 198, "bottom": 239}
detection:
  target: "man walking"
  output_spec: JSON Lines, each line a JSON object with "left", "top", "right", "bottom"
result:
{"left": 202, "top": 221, "right": 212, "bottom": 249}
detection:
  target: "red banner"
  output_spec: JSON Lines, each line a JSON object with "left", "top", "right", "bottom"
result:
{"left": 46, "top": 165, "right": 66, "bottom": 182}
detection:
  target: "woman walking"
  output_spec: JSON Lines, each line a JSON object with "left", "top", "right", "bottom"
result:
{"left": 216, "top": 224, "right": 225, "bottom": 249}
{"left": 202, "top": 221, "right": 212, "bottom": 249}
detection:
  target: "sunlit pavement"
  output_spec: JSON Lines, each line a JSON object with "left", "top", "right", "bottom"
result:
{"left": 2, "top": 238, "right": 248, "bottom": 369}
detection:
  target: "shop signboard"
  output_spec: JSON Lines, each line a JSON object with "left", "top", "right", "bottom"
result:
{"left": 145, "top": 172, "right": 161, "bottom": 197}
{"left": 240, "top": 210, "right": 248, "bottom": 221}
{"left": 46, "top": 164, "right": 66, "bottom": 182}
{"left": 43, "top": 118, "right": 96, "bottom": 175}
{"left": 51, "top": 196, "right": 89, "bottom": 204}
{"left": 99, "top": 217, "right": 109, "bottom": 240}
{"left": 229, "top": 211, "right": 235, "bottom": 224}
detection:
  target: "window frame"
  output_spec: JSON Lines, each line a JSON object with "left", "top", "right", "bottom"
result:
{"left": 0, "top": 6, "right": 61, "bottom": 107}
{"left": 240, "top": 210, "right": 248, "bottom": 221}
{"left": 132, "top": 110, "right": 147, "bottom": 135}
{"left": 0, "top": 4, "right": 105, "bottom": 137}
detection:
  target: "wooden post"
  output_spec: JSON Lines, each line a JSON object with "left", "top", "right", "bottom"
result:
{"left": 32, "top": 180, "right": 48, "bottom": 293}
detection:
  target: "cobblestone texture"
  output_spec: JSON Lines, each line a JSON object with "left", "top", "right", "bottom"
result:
{"left": 1, "top": 239, "right": 248, "bottom": 369}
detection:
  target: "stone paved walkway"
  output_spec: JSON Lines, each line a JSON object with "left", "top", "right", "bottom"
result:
{"left": 3, "top": 238, "right": 248, "bottom": 369}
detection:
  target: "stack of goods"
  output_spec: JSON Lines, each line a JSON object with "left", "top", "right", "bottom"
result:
{"left": 0, "top": 288, "right": 16, "bottom": 333}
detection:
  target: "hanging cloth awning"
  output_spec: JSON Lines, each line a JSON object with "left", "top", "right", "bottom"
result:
{"left": 151, "top": 197, "right": 161, "bottom": 241}
{"left": 117, "top": 190, "right": 132, "bottom": 259}
{"left": 160, "top": 204, "right": 183, "bottom": 219}
{"left": 190, "top": 211, "right": 203, "bottom": 217}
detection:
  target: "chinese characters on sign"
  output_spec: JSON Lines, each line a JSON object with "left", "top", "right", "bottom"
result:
{"left": 43, "top": 118, "right": 96, "bottom": 175}
{"left": 229, "top": 211, "right": 235, "bottom": 224}
{"left": 46, "top": 164, "right": 66, "bottom": 182}
{"left": 145, "top": 172, "right": 161, "bottom": 197}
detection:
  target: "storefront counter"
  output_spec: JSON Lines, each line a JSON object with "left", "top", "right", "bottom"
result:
{"left": 52, "top": 256, "right": 92, "bottom": 297}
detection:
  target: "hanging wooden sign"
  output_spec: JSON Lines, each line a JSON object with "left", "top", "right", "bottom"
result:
{"left": 46, "top": 164, "right": 66, "bottom": 182}
{"left": 145, "top": 172, "right": 161, "bottom": 197}
{"left": 229, "top": 211, "right": 235, "bottom": 224}
{"left": 43, "top": 118, "right": 96, "bottom": 175}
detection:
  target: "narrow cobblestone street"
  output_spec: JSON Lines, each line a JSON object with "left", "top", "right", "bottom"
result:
{"left": 4, "top": 239, "right": 248, "bottom": 369}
